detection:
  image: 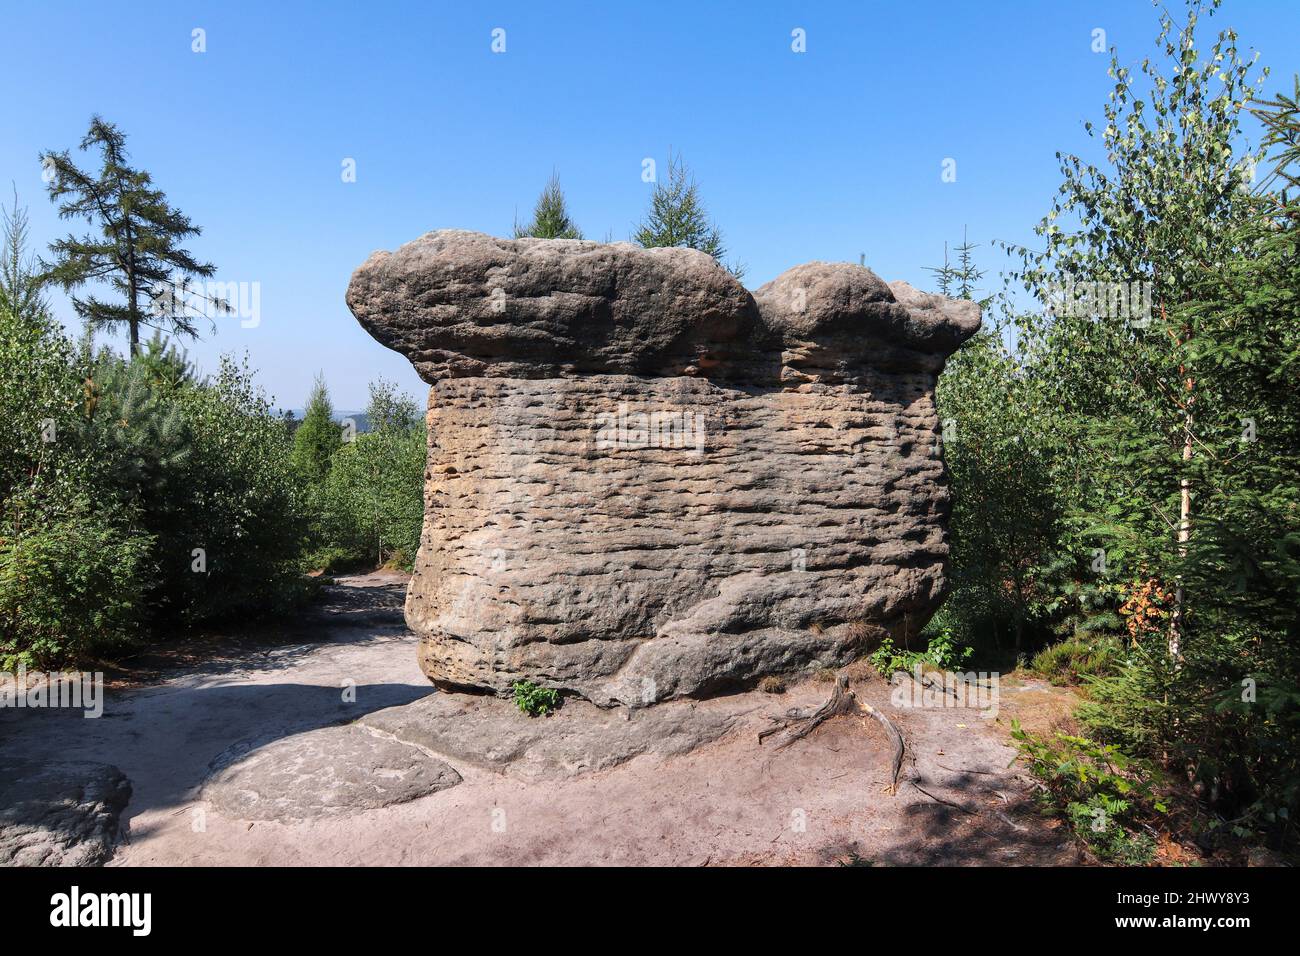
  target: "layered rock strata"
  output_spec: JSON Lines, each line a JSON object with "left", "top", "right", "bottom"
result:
{"left": 346, "top": 231, "right": 978, "bottom": 706}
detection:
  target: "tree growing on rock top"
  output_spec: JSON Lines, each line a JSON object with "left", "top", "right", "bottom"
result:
{"left": 40, "top": 117, "right": 226, "bottom": 356}
{"left": 514, "top": 172, "right": 583, "bottom": 240}
{"left": 925, "top": 227, "right": 986, "bottom": 301}
{"left": 634, "top": 151, "right": 743, "bottom": 279}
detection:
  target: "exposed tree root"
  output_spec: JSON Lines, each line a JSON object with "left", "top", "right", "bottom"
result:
{"left": 758, "top": 673, "right": 854, "bottom": 746}
{"left": 913, "top": 668, "right": 994, "bottom": 701}
{"left": 915, "top": 670, "right": 961, "bottom": 701}
{"left": 758, "top": 674, "right": 905, "bottom": 794}
{"left": 860, "top": 699, "right": 905, "bottom": 796}
{"left": 911, "top": 781, "right": 977, "bottom": 815}
{"left": 934, "top": 762, "right": 996, "bottom": 776}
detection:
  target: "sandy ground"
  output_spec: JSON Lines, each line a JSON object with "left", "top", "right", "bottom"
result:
{"left": 0, "top": 573, "right": 1079, "bottom": 866}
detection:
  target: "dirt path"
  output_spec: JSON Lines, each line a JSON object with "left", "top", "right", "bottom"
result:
{"left": 0, "top": 573, "right": 1079, "bottom": 866}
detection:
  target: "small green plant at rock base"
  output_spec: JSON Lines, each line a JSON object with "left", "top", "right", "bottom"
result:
{"left": 924, "top": 626, "right": 973, "bottom": 670}
{"left": 868, "top": 626, "right": 972, "bottom": 678}
{"left": 512, "top": 680, "right": 561, "bottom": 717}
{"left": 1011, "top": 719, "right": 1166, "bottom": 864}
{"left": 868, "top": 638, "right": 923, "bottom": 677}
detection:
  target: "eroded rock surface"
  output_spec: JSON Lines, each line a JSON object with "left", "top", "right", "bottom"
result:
{"left": 203, "top": 725, "right": 462, "bottom": 823}
{"left": 0, "top": 761, "right": 131, "bottom": 866}
{"left": 346, "top": 231, "right": 979, "bottom": 706}
{"left": 360, "top": 692, "right": 742, "bottom": 781}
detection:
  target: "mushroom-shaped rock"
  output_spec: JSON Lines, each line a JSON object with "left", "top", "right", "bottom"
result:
{"left": 346, "top": 230, "right": 760, "bottom": 382}
{"left": 346, "top": 231, "right": 980, "bottom": 706}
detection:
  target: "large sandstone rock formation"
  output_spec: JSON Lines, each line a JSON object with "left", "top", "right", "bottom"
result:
{"left": 346, "top": 231, "right": 978, "bottom": 707}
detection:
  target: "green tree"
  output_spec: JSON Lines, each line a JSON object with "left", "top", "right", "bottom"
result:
{"left": 1, "top": 191, "right": 48, "bottom": 324}
{"left": 290, "top": 373, "right": 342, "bottom": 484}
{"left": 0, "top": 294, "right": 156, "bottom": 667}
{"left": 1, "top": 188, "right": 309, "bottom": 661}
{"left": 929, "top": 231, "right": 1064, "bottom": 653}
{"left": 938, "top": 2, "right": 1300, "bottom": 838}
{"left": 934, "top": 309, "right": 1068, "bottom": 653}
{"left": 40, "top": 117, "right": 225, "bottom": 356}
{"left": 70, "top": 339, "right": 310, "bottom": 626}
{"left": 363, "top": 376, "right": 419, "bottom": 432}
{"left": 925, "top": 2, "right": 1299, "bottom": 844}
{"left": 925, "top": 227, "right": 986, "bottom": 299}
{"left": 1253, "top": 77, "right": 1300, "bottom": 192}
{"left": 321, "top": 379, "right": 425, "bottom": 569}
{"left": 1005, "top": 0, "right": 1269, "bottom": 660}
{"left": 0, "top": 208, "right": 96, "bottom": 535}
{"left": 634, "top": 151, "right": 742, "bottom": 278}
{"left": 514, "top": 173, "right": 583, "bottom": 239}
{"left": 1080, "top": 79, "right": 1300, "bottom": 832}
{"left": 170, "top": 355, "right": 309, "bottom": 621}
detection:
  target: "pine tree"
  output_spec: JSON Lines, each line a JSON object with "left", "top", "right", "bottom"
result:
{"left": 290, "top": 373, "right": 342, "bottom": 484}
{"left": 40, "top": 117, "right": 225, "bottom": 356}
{"left": 923, "top": 241, "right": 957, "bottom": 296}
{"left": 634, "top": 151, "right": 742, "bottom": 278}
{"left": 1, "top": 191, "right": 48, "bottom": 324}
{"left": 1253, "top": 76, "right": 1300, "bottom": 193}
{"left": 514, "top": 173, "right": 583, "bottom": 239}
{"left": 87, "top": 336, "right": 195, "bottom": 540}
{"left": 926, "top": 228, "right": 986, "bottom": 300}
{"left": 953, "top": 228, "right": 986, "bottom": 300}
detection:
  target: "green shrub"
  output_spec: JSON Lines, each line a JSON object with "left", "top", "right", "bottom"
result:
{"left": 0, "top": 308, "right": 311, "bottom": 663}
{"left": 0, "top": 308, "right": 155, "bottom": 667}
{"left": 1030, "top": 634, "right": 1124, "bottom": 686}
{"left": 867, "top": 638, "right": 923, "bottom": 677}
{"left": 300, "top": 544, "right": 368, "bottom": 575}
{"left": 868, "top": 626, "right": 972, "bottom": 678}
{"left": 83, "top": 344, "right": 311, "bottom": 624}
{"left": 1065, "top": 795, "right": 1158, "bottom": 866}
{"left": 925, "top": 626, "right": 974, "bottom": 670}
{"left": 1011, "top": 720, "right": 1166, "bottom": 864}
{"left": 0, "top": 501, "right": 153, "bottom": 669}
{"left": 1078, "top": 639, "right": 1300, "bottom": 841}
{"left": 513, "top": 680, "right": 561, "bottom": 717}
{"left": 167, "top": 356, "right": 310, "bottom": 622}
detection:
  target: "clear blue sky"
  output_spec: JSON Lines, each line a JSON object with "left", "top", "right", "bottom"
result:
{"left": 3, "top": 0, "right": 1296, "bottom": 410}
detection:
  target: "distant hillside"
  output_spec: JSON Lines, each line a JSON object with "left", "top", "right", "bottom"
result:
{"left": 279, "top": 409, "right": 371, "bottom": 434}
